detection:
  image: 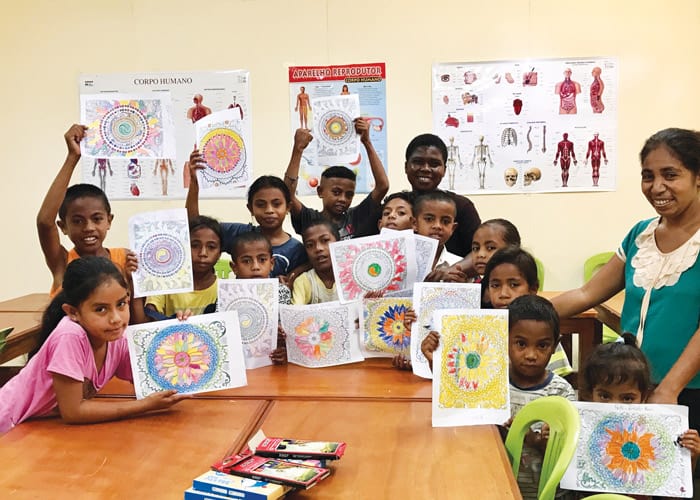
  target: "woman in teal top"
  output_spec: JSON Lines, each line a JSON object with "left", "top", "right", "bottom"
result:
{"left": 553, "top": 127, "right": 700, "bottom": 433}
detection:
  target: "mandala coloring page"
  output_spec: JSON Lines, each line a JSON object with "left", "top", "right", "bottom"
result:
{"left": 310, "top": 94, "right": 361, "bottom": 164}
{"left": 129, "top": 208, "right": 194, "bottom": 297}
{"left": 431, "top": 309, "right": 509, "bottom": 427}
{"left": 279, "top": 302, "right": 364, "bottom": 368}
{"left": 217, "top": 278, "right": 279, "bottom": 369}
{"left": 562, "top": 402, "right": 693, "bottom": 497}
{"left": 380, "top": 228, "right": 438, "bottom": 282}
{"left": 80, "top": 93, "right": 176, "bottom": 159}
{"left": 126, "top": 311, "right": 247, "bottom": 398}
{"left": 361, "top": 298, "right": 413, "bottom": 358}
{"left": 330, "top": 233, "right": 417, "bottom": 304}
{"left": 195, "top": 108, "right": 250, "bottom": 190}
{"left": 410, "top": 282, "right": 482, "bottom": 379}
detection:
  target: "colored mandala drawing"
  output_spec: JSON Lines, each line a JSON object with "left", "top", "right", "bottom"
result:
{"left": 195, "top": 108, "right": 249, "bottom": 188}
{"left": 437, "top": 314, "right": 508, "bottom": 410}
{"left": 129, "top": 209, "right": 193, "bottom": 297}
{"left": 126, "top": 312, "right": 247, "bottom": 398}
{"left": 311, "top": 94, "right": 361, "bottom": 164}
{"left": 410, "top": 283, "right": 481, "bottom": 378}
{"left": 217, "top": 279, "right": 278, "bottom": 368}
{"left": 279, "top": 302, "right": 364, "bottom": 368}
{"left": 331, "top": 235, "right": 415, "bottom": 303}
{"left": 562, "top": 403, "right": 692, "bottom": 497}
{"left": 362, "top": 298, "right": 412, "bottom": 356}
{"left": 82, "top": 96, "right": 167, "bottom": 158}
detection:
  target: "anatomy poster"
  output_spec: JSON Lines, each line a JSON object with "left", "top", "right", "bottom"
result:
{"left": 126, "top": 311, "right": 247, "bottom": 399}
{"left": 195, "top": 109, "right": 250, "bottom": 192}
{"left": 360, "top": 297, "right": 413, "bottom": 358}
{"left": 288, "top": 63, "right": 388, "bottom": 195}
{"left": 128, "top": 208, "right": 193, "bottom": 298}
{"left": 432, "top": 309, "right": 509, "bottom": 427}
{"left": 432, "top": 57, "right": 618, "bottom": 194}
{"left": 410, "top": 282, "right": 482, "bottom": 379}
{"left": 80, "top": 94, "right": 176, "bottom": 160}
{"left": 279, "top": 302, "right": 364, "bottom": 368}
{"left": 329, "top": 233, "right": 417, "bottom": 304}
{"left": 79, "top": 70, "right": 251, "bottom": 200}
{"left": 562, "top": 402, "right": 693, "bottom": 498}
{"left": 217, "top": 278, "right": 279, "bottom": 369}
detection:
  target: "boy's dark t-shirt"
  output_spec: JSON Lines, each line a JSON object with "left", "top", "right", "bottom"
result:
{"left": 291, "top": 195, "right": 382, "bottom": 240}
{"left": 441, "top": 191, "right": 481, "bottom": 257}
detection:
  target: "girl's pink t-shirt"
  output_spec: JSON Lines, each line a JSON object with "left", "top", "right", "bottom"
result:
{"left": 0, "top": 316, "right": 132, "bottom": 434}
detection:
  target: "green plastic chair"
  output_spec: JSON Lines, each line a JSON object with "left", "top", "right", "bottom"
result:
{"left": 505, "top": 396, "right": 580, "bottom": 500}
{"left": 535, "top": 257, "right": 545, "bottom": 291}
{"left": 581, "top": 495, "right": 635, "bottom": 500}
{"left": 214, "top": 259, "right": 232, "bottom": 279}
{"left": 583, "top": 252, "right": 619, "bottom": 343}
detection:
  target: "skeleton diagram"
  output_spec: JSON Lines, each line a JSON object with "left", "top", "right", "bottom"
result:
{"left": 553, "top": 133, "right": 577, "bottom": 187}
{"left": 584, "top": 133, "right": 608, "bottom": 187}
{"left": 154, "top": 159, "right": 175, "bottom": 196}
{"left": 501, "top": 128, "right": 517, "bottom": 147}
{"left": 445, "top": 137, "right": 463, "bottom": 190}
{"left": 471, "top": 136, "right": 494, "bottom": 189}
{"left": 92, "top": 158, "right": 113, "bottom": 191}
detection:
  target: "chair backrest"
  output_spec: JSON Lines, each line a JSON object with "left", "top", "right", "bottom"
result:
{"left": 583, "top": 252, "right": 614, "bottom": 282}
{"left": 504, "top": 396, "right": 580, "bottom": 500}
{"left": 214, "top": 259, "right": 232, "bottom": 279}
{"left": 535, "top": 257, "right": 545, "bottom": 291}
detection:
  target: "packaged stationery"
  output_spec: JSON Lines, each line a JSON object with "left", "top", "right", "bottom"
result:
{"left": 191, "top": 470, "right": 290, "bottom": 500}
{"left": 212, "top": 454, "right": 330, "bottom": 490}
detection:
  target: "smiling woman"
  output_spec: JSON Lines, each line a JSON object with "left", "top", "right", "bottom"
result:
{"left": 403, "top": 133, "right": 481, "bottom": 258}
{"left": 552, "top": 127, "right": 700, "bottom": 433}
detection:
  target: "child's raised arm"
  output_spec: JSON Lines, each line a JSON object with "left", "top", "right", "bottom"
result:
{"left": 51, "top": 373, "right": 188, "bottom": 425}
{"left": 283, "top": 128, "right": 313, "bottom": 217}
{"left": 37, "top": 125, "right": 87, "bottom": 282}
{"left": 355, "top": 118, "right": 389, "bottom": 204}
{"left": 185, "top": 149, "right": 205, "bottom": 220}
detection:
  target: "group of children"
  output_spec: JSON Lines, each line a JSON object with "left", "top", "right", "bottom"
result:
{"left": 1, "top": 122, "right": 698, "bottom": 498}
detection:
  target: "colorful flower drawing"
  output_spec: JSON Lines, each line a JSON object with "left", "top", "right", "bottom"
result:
{"left": 154, "top": 328, "right": 212, "bottom": 387}
{"left": 127, "top": 312, "right": 248, "bottom": 398}
{"left": 602, "top": 422, "right": 656, "bottom": 481}
{"left": 446, "top": 332, "right": 494, "bottom": 391}
{"left": 562, "top": 403, "right": 692, "bottom": 497}
{"left": 376, "top": 303, "right": 410, "bottom": 350}
{"left": 335, "top": 239, "right": 408, "bottom": 300}
{"left": 294, "top": 317, "right": 333, "bottom": 359}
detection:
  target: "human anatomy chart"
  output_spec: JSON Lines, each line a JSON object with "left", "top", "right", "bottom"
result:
{"left": 195, "top": 109, "right": 250, "bottom": 191}
{"left": 79, "top": 70, "right": 251, "bottom": 200}
{"left": 217, "top": 278, "right": 279, "bottom": 369}
{"left": 310, "top": 94, "right": 361, "bottom": 165}
{"left": 126, "top": 311, "right": 247, "bottom": 399}
{"left": 432, "top": 57, "right": 618, "bottom": 194}
{"left": 288, "top": 63, "right": 388, "bottom": 195}
{"left": 410, "top": 283, "right": 482, "bottom": 379}
{"left": 432, "top": 309, "right": 509, "bottom": 427}
{"left": 562, "top": 402, "right": 693, "bottom": 498}
{"left": 279, "top": 302, "right": 364, "bottom": 368}
{"left": 128, "top": 208, "right": 193, "bottom": 298}
{"left": 329, "top": 233, "right": 417, "bottom": 303}
{"left": 360, "top": 297, "right": 413, "bottom": 358}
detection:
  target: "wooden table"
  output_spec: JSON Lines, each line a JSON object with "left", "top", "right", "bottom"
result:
{"left": 594, "top": 291, "right": 624, "bottom": 334}
{"left": 0, "top": 399, "right": 268, "bottom": 498}
{"left": 0, "top": 292, "right": 49, "bottom": 312}
{"left": 0, "top": 311, "right": 42, "bottom": 364}
{"left": 253, "top": 400, "right": 521, "bottom": 499}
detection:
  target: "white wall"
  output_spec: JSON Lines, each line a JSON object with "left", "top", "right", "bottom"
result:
{"left": 2, "top": 0, "right": 698, "bottom": 299}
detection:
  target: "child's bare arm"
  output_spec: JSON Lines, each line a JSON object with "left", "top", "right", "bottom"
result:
{"left": 404, "top": 307, "right": 417, "bottom": 331}
{"left": 679, "top": 429, "right": 700, "bottom": 467}
{"left": 185, "top": 149, "right": 205, "bottom": 220}
{"left": 52, "top": 373, "right": 188, "bottom": 424}
{"left": 37, "top": 125, "right": 87, "bottom": 280}
{"left": 284, "top": 129, "right": 313, "bottom": 216}
{"left": 355, "top": 118, "right": 389, "bottom": 204}
{"left": 392, "top": 353, "right": 412, "bottom": 370}
{"left": 270, "top": 325, "right": 288, "bottom": 365}
{"left": 421, "top": 331, "right": 440, "bottom": 370}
